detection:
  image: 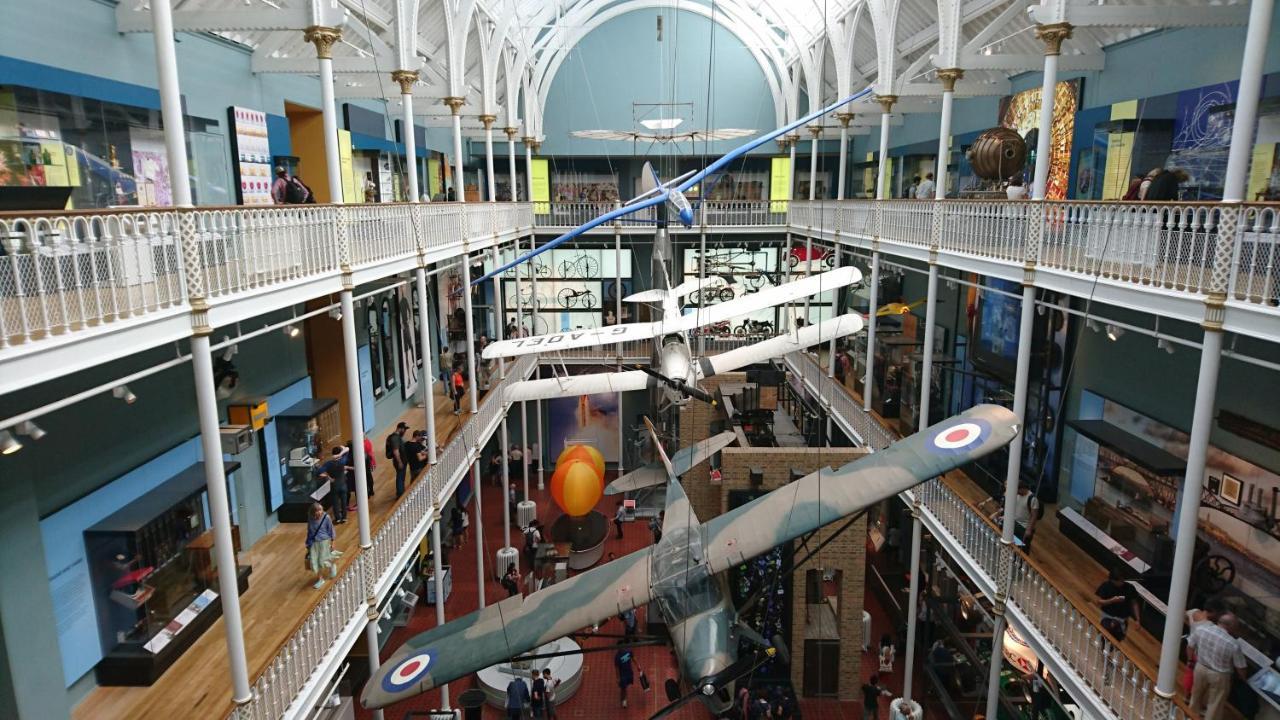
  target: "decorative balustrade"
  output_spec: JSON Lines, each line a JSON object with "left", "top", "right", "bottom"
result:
{"left": 784, "top": 351, "right": 1193, "bottom": 720}
{"left": 791, "top": 199, "right": 1280, "bottom": 314}
{"left": 0, "top": 203, "right": 532, "bottom": 353}
{"left": 232, "top": 355, "right": 535, "bottom": 720}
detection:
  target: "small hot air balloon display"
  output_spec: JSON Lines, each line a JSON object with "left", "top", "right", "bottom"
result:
{"left": 547, "top": 444, "right": 609, "bottom": 569}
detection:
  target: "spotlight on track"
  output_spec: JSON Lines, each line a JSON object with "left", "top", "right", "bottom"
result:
{"left": 283, "top": 324, "right": 300, "bottom": 338}
{"left": 1086, "top": 319, "right": 1099, "bottom": 333}
{"left": 1105, "top": 324, "right": 1123, "bottom": 341}
{"left": 0, "top": 430, "right": 22, "bottom": 455}
{"left": 329, "top": 307, "right": 343, "bottom": 321}
{"left": 112, "top": 385, "right": 138, "bottom": 404}
{"left": 16, "top": 420, "right": 46, "bottom": 441}
{"left": 1037, "top": 304, "right": 1046, "bottom": 316}
{"left": 1157, "top": 337, "right": 1175, "bottom": 354}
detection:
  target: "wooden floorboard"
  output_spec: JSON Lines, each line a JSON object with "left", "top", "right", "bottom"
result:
{"left": 75, "top": 383, "right": 485, "bottom": 720}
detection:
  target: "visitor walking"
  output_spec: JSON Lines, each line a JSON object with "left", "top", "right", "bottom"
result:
{"left": 1095, "top": 568, "right": 1138, "bottom": 641}
{"left": 501, "top": 564, "right": 522, "bottom": 598}
{"left": 386, "top": 422, "right": 409, "bottom": 498}
{"left": 539, "top": 668, "right": 560, "bottom": 719}
{"left": 861, "top": 673, "right": 891, "bottom": 719}
{"left": 916, "top": 172, "right": 935, "bottom": 199}
{"left": 614, "top": 501, "right": 626, "bottom": 539}
{"left": 505, "top": 675, "right": 530, "bottom": 720}
{"left": 305, "top": 502, "right": 337, "bottom": 589}
{"left": 620, "top": 607, "right": 638, "bottom": 643}
{"left": 450, "top": 505, "right": 466, "bottom": 548}
{"left": 452, "top": 367, "right": 466, "bottom": 415}
{"left": 614, "top": 648, "right": 635, "bottom": 708}
{"left": 317, "top": 447, "right": 349, "bottom": 524}
{"left": 1188, "top": 613, "right": 1248, "bottom": 720}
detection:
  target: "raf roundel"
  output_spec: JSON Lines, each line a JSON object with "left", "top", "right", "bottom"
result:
{"left": 927, "top": 419, "right": 991, "bottom": 455}
{"left": 382, "top": 651, "right": 435, "bottom": 693}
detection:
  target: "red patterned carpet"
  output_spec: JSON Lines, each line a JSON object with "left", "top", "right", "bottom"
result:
{"left": 357, "top": 462, "right": 931, "bottom": 720}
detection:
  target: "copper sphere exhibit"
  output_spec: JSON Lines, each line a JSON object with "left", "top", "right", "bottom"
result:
{"left": 967, "top": 127, "right": 1028, "bottom": 180}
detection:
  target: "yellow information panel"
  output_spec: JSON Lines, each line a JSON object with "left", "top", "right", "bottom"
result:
{"left": 1247, "top": 143, "right": 1275, "bottom": 200}
{"left": 337, "top": 129, "right": 356, "bottom": 203}
{"left": 770, "top": 156, "right": 790, "bottom": 213}
{"left": 881, "top": 157, "right": 894, "bottom": 199}
{"left": 1110, "top": 100, "right": 1138, "bottom": 121}
{"left": 1101, "top": 131, "right": 1134, "bottom": 200}
{"left": 531, "top": 157, "right": 550, "bottom": 214}
{"left": 428, "top": 157, "right": 441, "bottom": 199}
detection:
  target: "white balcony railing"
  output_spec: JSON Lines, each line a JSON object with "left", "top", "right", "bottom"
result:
{"left": 793, "top": 199, "right": 1280, "bottom": 315}
{"left": 0, "top": 202, "right": 533, "bottom": 352}
{"left": 784, "top": 351, "right": 1194, "bottom": 720}
{"left": 234, "top": 355, "right": 536, "bottom": 720}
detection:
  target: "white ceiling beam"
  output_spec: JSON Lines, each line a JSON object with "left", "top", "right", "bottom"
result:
{"left": 897, "top": 78, "right": 1010, "bottom": 97}
{"left": 959, "top": 51, "right": 1104, "bottom": 71}
{"left": 961, "top": 0, "right": 1031, "bottom": 54}
{"left": 252, "top": 55, "right": 415, "bottom": 74}
{"left": 115, "top": 6, "right": 313, "bottom": 33}
{"left": 1030, "top": 4, "right": 1250, "bottom": 28}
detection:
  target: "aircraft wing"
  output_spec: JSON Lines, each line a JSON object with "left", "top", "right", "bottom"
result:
{"left": 675, "top": 266, "right": 862, "bottom": 331}
{"left": 700, "top": 404, "right": 1019, "bottom": 576}
{"left": 483, "top": 323, "right": 660, "bottom": 359}
{"left": 504, "top": 369, "right": 651, "bottom": 402}
{"left": 699, "top": 314, "right": 864, "bottom": 377}
{"left": 362, "top": 546, "right": 654, "bottom": 709}
{"left": 605, "top": 430, "right": 737, "bottom": 494}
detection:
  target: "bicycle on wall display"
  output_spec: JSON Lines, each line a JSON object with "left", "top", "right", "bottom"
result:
{"left": 558, "top": 254, "right": 600, "bottom": 279}
{"left": 508, "top": 289, "right": 547, "bottom": 309}
{"left": 504, "top": 258, "right": 550, "bottom": 278}
{"left": 557, "top": 287, "right": 598, "bottom": 309}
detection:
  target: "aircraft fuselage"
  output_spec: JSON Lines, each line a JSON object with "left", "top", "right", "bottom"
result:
{"left": 658, "top": 570, "right": 738, "bottom": 715}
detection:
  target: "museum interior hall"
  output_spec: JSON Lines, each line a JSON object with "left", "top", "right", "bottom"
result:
{"left": 2, "top": 1, "right": 1280, "bottom": 719}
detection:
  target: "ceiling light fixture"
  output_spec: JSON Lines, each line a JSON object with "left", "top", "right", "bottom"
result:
{"left": 0, "top": 430, "right": 22, "bottom": 455}
{"left": 1157, "top": 337, "right": 1175, "bottom": 354}
{"left": 112, "top": 385, "right": 138, "bottom": 404}
{"left": 284, "top": 324, "right": 300, "bottom": 338}
{"left": 15, "top": 420, "right": 46, "bottom": 441}
{"left": 329, "top": 307, "right": 343, "bottom": 321}
{"left": 1105, "top": 324, "right": 1123, "bottom": 341}
{"left": 1087, "top": 319, "right": 1099, "bottom": 333}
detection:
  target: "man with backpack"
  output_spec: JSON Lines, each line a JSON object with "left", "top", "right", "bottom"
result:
{"left": 273, "top": 166, "right": 315, "bottom": 204}
{"left": 995, "top": 483, "right": 1042, "bottom": 552}
{"left": 385, "top": 422, "right": 408, "bottom": 498}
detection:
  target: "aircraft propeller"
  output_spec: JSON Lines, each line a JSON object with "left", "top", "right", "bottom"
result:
{"left": 648, "top": 636, "right": 789, "bottom": 720}
{"left": 631, "top": 365, "right": 718, "bottom": 406}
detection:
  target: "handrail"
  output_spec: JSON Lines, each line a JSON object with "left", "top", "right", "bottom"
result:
{"left": 783, "top": 351, "right": 1195, "bottom": 720}
{"left": 230, "top": 355, "right": 535, "bottom": 720}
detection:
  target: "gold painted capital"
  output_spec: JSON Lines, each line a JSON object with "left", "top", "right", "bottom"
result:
{"left": 936, "top": 68, "right": 964, "bottom": 92}
{"left": 808, "top": 125, "right": 823, "bottom": 139}
{"left": 775, "top": 137, "right": 791, "bottom": 151}
{"left": 479, "top": 114, "right": 497, "bottom": 129}
{"left": 834, "top": 112, "right": 854, "bottom": 127}
{"left": 1035, "top": 22, "right": 1074, "bottom": 56}
{"left": 529, "top": 140, "right": 542, "bottom": 154}
{"left": 443, "top": 96, "right": 466, "bottom": 115}
{"left": 504, "top": 126, "right": 519, "bottom": 139}
{"left": 876, "top": 94, "right": 898, "bottom": 114}
{"left": 303, "top": 26, "right": 342, "bottom": 60}
{"left": 391, "top": 69, "right": 419, "bottom": 94}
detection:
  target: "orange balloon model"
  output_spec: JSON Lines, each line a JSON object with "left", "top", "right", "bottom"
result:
{"left": 550, "top": 460, "right": 603, "bottom": 516}
{"left": 556, "top": 445, "right": 605, "bottom": 486}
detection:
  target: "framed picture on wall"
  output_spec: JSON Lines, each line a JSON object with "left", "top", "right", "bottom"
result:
{"left": 1219, "top": 473, "right": 1243, "bottom": 506}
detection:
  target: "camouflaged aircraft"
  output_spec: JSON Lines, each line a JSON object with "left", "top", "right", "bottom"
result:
{"left": 361, "top": 404, "right": 1019, "bottom": 716}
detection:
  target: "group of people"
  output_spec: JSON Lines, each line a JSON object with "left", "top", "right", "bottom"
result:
{"left": 306, "top": 438, "right": 377, "bottom": 588}
{"left": 904, "top": 173, "right": 937, "bottom": 200}
{"left": 504, "top": 667, "right": 561, "bottom": 719}
{"left": 385, "top": 421, "right": 430, "bottom": 498}
{"left": 733, "top": 685, "right": 798, "bottom": 719}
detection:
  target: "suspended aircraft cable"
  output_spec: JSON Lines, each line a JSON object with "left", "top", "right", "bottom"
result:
{"left": 354, "top": 0, "right": 407, "bottom": 200}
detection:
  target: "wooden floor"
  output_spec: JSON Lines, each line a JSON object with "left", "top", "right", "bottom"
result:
{"left": 814, "top": 359, "right": 1229, "bottom": 718}
{"left": 75, "top": 382, "right": 485, "bottom": 720}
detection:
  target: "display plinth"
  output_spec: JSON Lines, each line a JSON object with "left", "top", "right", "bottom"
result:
{"left": 475, "top": 638, "right": 583, "bottom": 708}
{"left": 890, "top": 698, "right": 922, "bottom": 720}
{"left": 516, "top": 500, "right": 538, "bottom": 528}
{"left": 495, "top": 547, "right": 519, "bottom": 578}
{"left": 548, "top": 511, "right": 607, "bottom": 570}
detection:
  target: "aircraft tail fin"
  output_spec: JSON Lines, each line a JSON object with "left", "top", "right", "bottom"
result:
{"left": 605, "top": 430, "right": 736, "bottom": 494}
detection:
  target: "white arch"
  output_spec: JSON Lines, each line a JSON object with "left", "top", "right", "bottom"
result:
{"left": 532, "top": 1, "right": 787, "bottom": 128}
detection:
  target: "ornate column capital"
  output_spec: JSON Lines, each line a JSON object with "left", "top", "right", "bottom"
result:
{"left": 479, "top": 114, "right": 497, "bottom": 129}
{"left": 303, "top": 26, "right": 341, "bottom": 60}
{"left": 785, "top": 133, "right": 801, "bottom": 144}
{"left": 443, "top": 96, "right": 466, "bottom": 115}
{"left": 834, "top": 111, "right": 854, "bottom": 128}
{"left": 875, "top": 94, "right": 898, "bottom": 114}
{"left": 808, "top": 125, "right": 823, "bottom": 139}
{"left": 529, "top": 140, "right": 542, "bottom": 154}
{"left": 504, "top": 126, "right": 519, "bottom": 139}
{"left": 1035, "top": 22, "right": 1074, "bottom": 56}
{"left": 391, "top": 69, "right": 419, "bottom": 94}
{"left": 936, "top": 68, "right": 964, "bottom": 92}
{"left": 775, "top": 137, "right": 791, "bottom": 152}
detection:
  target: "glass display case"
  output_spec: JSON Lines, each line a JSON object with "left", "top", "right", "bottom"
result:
{"left": 871, "top": 334, "right": 921, "bottom": 420}
{"left": 274, "top": 398, "right": 341, "bottom": 523}
{"left": 900, "top": 349, "right": 955, "bottom": 435}
{"left": 85, "top": 461, "right": 251, "bottom": 685}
